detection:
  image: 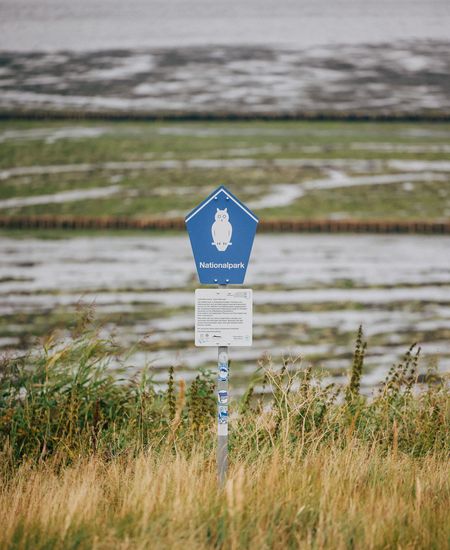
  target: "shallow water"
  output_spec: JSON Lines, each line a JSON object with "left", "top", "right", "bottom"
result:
{"left": 1, "top": 0, "right": 449, "bottom": 51}
{"left": 0, "top": 234, "right": 449, "bottom": 393}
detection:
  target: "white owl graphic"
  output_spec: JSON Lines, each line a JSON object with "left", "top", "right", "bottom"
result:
{"left": 211, "top": 208, "right": 232, "bottom": 251}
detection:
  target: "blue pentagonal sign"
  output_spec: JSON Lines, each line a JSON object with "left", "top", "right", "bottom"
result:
{"left": 185, "top": 186, "right": 259, "bottom": 284}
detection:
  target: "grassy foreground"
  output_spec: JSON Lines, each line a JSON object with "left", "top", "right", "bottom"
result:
{"left": 0, "top": 323, "right": 449, "bottom": 549}
{"left": 2, "top": 444, "right": 449, "bottom": 549}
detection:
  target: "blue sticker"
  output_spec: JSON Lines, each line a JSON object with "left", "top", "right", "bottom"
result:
{"left": 218, "top": 390, "right": 228, "bottom": 404}
{"left": 218, "top": 405, "right": 228, "bottom": 424}
{"left": 218, "top": 363, "right": 228, "bottom": 381}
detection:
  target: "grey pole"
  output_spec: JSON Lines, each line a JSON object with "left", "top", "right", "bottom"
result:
{"left": 217, "top": 344, "right": 228, "bottom": 485}
{"left": 217, "top": 284, "right": 229, "bottom": 485}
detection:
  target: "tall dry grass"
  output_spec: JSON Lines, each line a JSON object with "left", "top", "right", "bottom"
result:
{"left": 1, "top": 442, "right": 449, "bottom": 549}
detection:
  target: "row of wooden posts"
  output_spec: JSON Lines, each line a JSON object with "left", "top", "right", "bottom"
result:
{"left": 0, "top": 215, "right": 449, "bottom": 234}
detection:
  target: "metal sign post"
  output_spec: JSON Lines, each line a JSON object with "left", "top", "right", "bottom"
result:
{"left": 186, "top": 186, "right": 258, "bottom": 485}
{"left": 217, "top": 342, "right": 228, "bottom": 485}
{"left": 217, "top": 282, "right": 228, "bottom": 486}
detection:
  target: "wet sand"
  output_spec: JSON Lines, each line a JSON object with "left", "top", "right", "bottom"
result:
{"left": 1, "top": 41, "right": 449, "bottom": 116}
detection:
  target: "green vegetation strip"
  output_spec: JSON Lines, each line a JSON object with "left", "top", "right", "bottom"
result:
{"left": 2, "top": 323, "right": 447, "bottom": 464}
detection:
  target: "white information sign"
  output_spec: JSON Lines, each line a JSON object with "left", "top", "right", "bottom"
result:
{"left": 195, "top": 289, "right": 253, "bottom": 347}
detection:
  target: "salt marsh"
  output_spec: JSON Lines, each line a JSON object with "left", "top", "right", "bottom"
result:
{"left": 0, "top": 118, "right": 448, "bottom": 392}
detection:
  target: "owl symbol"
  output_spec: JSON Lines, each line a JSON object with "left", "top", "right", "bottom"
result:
{"left": 212, "top": 208, "right": 232, "bottom": 252}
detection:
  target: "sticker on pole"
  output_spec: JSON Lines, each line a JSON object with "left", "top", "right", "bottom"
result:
{"left": 195, "top": 288, "right": 253, "bottom": 347}
{"left": 185, "top": 186, "right": 259, "bottom": 284}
